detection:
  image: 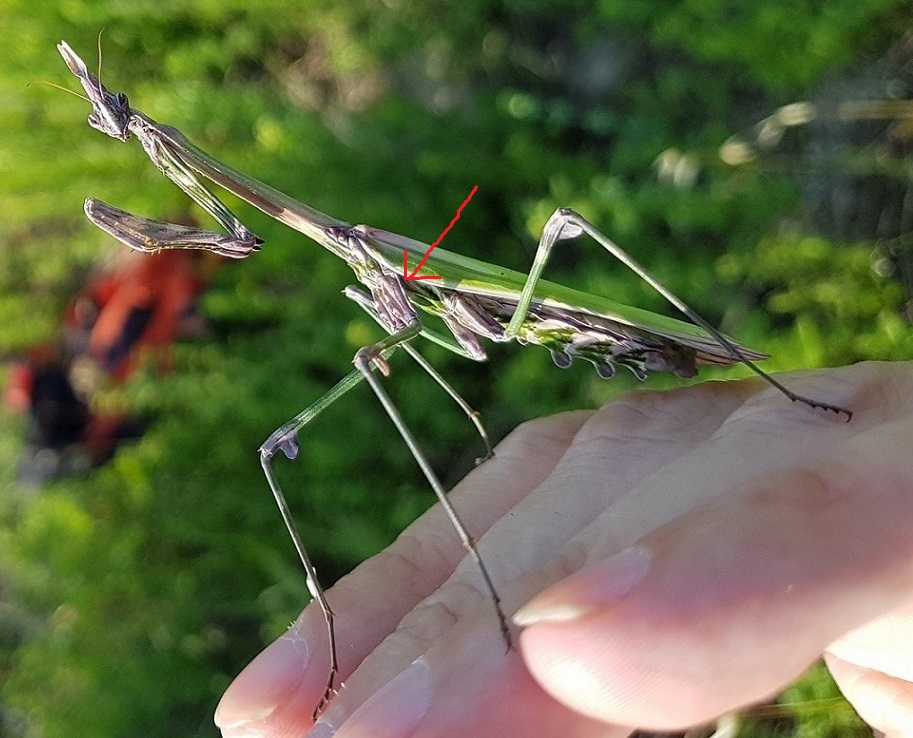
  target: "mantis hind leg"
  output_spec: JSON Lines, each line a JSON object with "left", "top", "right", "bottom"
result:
{"left": 505, "top": 207, "right": 852, "bottom": 420}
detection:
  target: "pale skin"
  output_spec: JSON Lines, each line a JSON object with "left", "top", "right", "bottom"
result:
{"left": 214, "top": 361, "right": 913, "bottom": 738}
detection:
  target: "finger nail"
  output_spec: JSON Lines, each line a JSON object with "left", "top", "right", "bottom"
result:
{"left": 514, "top": 545, "right": 652, "bottom": 626}
{"left": 215, "top": 633, "right": 309, "bottom": 733}
{"left": 307, "top": 718, "right": 338, "bottom": 738}
{"left": 335, "top": 658, "right": 431, "bottom": 738}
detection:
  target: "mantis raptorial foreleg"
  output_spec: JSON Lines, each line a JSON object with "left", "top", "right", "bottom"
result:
{"left": 85, "top": 198, "right": 261, "bottom": 259}
{"left": 506, "top": 208, "right": 853, "bottom": 419}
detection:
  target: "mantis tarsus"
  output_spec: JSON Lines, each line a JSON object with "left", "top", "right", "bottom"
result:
{"left": 56, "top": 40, "right": 853, "bottom": 718}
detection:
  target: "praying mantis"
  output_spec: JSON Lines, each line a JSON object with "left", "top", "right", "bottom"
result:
{"left": 56, "top": 40, "right": 852, "bottom": 717}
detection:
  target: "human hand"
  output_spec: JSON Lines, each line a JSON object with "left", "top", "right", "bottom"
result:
{"left": 215, "top": 361, "right": 913, "bottom": 737}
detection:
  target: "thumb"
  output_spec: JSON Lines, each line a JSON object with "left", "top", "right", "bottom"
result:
{"left": 513, "top": 429, "right": 913, "bottom": 731}
{"left": 824, "top": 602, "right": 913, "bottom": 735}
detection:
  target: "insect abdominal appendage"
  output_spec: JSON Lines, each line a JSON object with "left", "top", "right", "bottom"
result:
{"left": 551, "top": 349, "right": 573, "bottom": 369}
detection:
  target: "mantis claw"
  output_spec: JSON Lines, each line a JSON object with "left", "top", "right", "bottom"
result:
{"left": 793, "top": 395, "right": 854, "bottom": 422}
{"left": 474, "top": 449, "right": 495, "bottom": 466}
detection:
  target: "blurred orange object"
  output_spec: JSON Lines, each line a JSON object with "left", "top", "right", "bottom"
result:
{"left": 65, "top": 250, "right": 217, "bottom": 380}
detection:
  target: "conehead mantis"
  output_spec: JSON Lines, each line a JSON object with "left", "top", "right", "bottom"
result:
{"left": 56, "top": 40, "right": 852, "bottom": 717}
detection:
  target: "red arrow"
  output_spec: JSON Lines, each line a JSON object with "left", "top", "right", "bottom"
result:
{"left": 403, "top": 185, "right": 478, "bottom": 281}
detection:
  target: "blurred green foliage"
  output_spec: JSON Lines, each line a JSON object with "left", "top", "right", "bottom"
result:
{"left": 1, "top": 1, "right": 910, "bottom": 736}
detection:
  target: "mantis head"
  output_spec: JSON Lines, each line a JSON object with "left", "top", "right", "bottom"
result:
{"left": 57, "top": 40, "right": 131, "bottom": 142}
